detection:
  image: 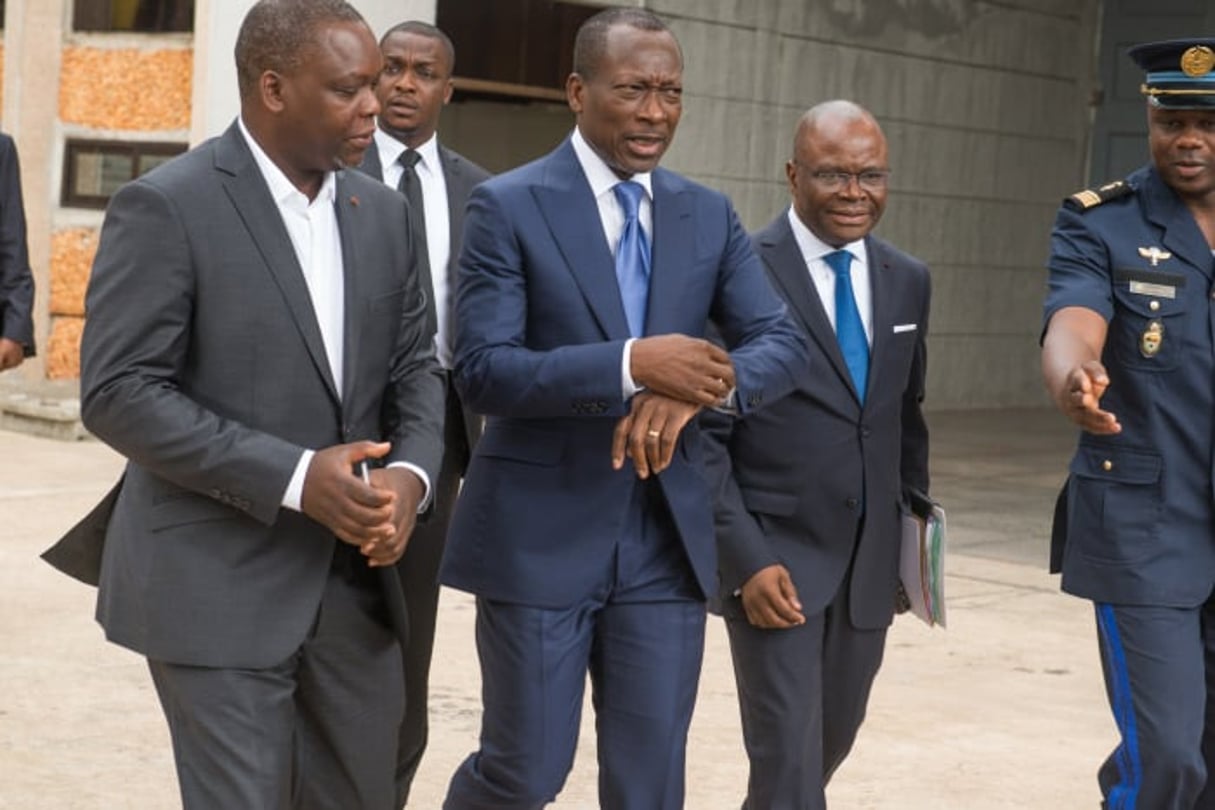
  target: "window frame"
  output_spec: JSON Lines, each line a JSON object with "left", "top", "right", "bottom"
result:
{"left": 61, "top": 138, "right": 187, "bottom": 209}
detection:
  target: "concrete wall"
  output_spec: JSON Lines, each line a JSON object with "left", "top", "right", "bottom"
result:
{"left": 651, "top": 0, "right": 1101, "bottom": 410}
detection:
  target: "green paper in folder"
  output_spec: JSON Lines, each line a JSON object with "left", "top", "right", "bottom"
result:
{"left": 899, "top": 488, "right": 947, "bottom": 627}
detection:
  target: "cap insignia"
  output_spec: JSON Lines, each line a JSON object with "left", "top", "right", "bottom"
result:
{"left": 1180, "top": 45, "right": 1215, "bottom": 78}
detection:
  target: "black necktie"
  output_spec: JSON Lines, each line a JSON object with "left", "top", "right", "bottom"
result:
{"left": 398, "top": 150, "right": 433, "bottom": 325}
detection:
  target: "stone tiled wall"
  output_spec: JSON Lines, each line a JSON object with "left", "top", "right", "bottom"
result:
{"left": 59, "top": 46, "right": 192, "bottom": 130}
{"left": 48, "top": 44, "right": 192, "bottom": 379}
{"left": 652, "top": 0, "right": 1100, "bottom": 409}
{"left": 46, "top": 229, "right": 96, "bottom": 379}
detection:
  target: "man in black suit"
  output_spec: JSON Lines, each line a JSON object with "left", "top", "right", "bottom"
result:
{"left": 355, "top": 20, "right": 490, "bottom": 806}
{"left": 49, "top": 1, "right": 446, "bottom": 807}
{"left": 705, "top": 100, "right": 932, "bottom": 809}
{"left": 0, "top": 132, "right": 34, "bottom": 371}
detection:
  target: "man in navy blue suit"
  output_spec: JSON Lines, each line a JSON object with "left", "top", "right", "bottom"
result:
{"left": 1043, "top": 37, "right": 1215, "bottom": 808}
{"left": 439, "top": 7, "right": 807, "bottom": 809}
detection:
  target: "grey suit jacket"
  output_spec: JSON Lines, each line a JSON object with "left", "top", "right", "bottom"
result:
{"left": 46, "top": 122, "right": 446, "bottom": 668}
{"left": 0, "top": 133, "right": 35, "bottom": 355}
{"left": 357, "top": 139, "right": 490, "bottom": 458}
{"left": 704, "top": 213, "right": 931, "bottom": 630}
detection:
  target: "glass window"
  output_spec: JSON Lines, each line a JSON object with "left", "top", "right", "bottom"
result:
{"left": 73, "top": 0, "right": 194, "bottom": 33}
{"left": 62, "top": 140, "right": 187, "bottom": 209}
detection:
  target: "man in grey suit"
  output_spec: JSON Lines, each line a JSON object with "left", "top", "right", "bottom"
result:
{"left": 704, "top": 100, "right": 931, "bottom": 809}
{"left": 355, "top": 20, "right": 490, "bottom": 806}
{"left": 58, "top": 1, "right": 445, "bottom": 807}
{"left": 0, "top": 132, "right": 34, "bottom": 371}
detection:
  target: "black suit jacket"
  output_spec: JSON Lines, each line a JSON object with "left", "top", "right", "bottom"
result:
{"left": 0, "top": 133, "right": 34, "bottom": 355}
{"left": 357, "top": 139, "right": 490, "bottom": 462}
{"left": 45, "top": 122, "right": 446, "bottom": 668}
{"left": 705, "top": 213, "right": 931, "bottom": 630}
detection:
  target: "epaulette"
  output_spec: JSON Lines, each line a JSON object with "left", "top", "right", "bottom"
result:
{"left": 1063, "top": 180, "right": 1134, "bottom": 212}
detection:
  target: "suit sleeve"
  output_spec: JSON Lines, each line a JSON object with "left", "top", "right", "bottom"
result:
{"left": 708, "top": 201, "right": 808, "bottom": 414}
{"left": 900, "top": 263, "right": 931, "bottom": 495}
{"left": 0, "top": 136, "right": 35, "bottom": 353}
{"left": 381, "top": 209, "right": 447, "bottom": 486}
{"left": 701, "top": 406, "right": 781, "bottom": 598}
{"left": 80, "top": 178, "right": 302, "bottom": 526}
{"left": 452, "top": 183, "right": 632, "bottom": 418}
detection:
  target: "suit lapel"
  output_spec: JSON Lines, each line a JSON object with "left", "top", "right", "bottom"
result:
{"left": 358, "top": 142, "right": 385, "bottom": 183}
{"left": 335, "top": 172, "right": 362, "bottom": 407}
{"left": 864, "top": 236, "right": 895, "bottom": 408}
{"left": 441, "top": 145, "right": 465, "bottom": 277}
{"left": 645, "top": 170, "right": 692, "bottom": 336}
{"left": 214, "top": 125, "right": 340, "bottom": 403}
{"left": 760, "top": 217, "right": 856, "bottom": 399}
{"left": 533, "top": 141, "right": 631, "bottom": 340}
{"left": 1143, "top": 169, "right": 1214, "bottom": 280}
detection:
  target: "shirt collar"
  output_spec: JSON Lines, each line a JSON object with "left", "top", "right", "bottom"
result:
{"left": 375, "top": 127, "right": 439, "bottom": 175}
{"left": 571, "top": 127, "right": 653, "bottom": 201}
{"left": 239, "top": 117, "right": 335, "bottom": 206}
{"left": 786, "top": 205, "right": 865, "bottom": 266}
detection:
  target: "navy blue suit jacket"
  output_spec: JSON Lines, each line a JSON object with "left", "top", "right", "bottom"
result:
{"left": 439, "top": 138, "right": 808, "bottom": 608}
{"left": 1046, "top": 165, "right": 1215, "bottom": 607}
{"left": 705, "top": 214, "right": 931, "bottom": 630}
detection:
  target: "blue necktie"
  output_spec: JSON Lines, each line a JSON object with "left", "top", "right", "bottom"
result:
{"left": 825, "top": 249, "right": 868, "bottom": 402}
{"left": 613, "top": 181, "right": 651, "bottom": 337}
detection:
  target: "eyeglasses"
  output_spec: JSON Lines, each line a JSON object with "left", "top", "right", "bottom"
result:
{"left": 806, "top": 170, "right": 891, "bottom": 191}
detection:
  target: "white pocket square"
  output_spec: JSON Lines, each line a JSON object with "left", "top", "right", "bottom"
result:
{"left": 892, "top": 323, "right": 918, "bottom": 333}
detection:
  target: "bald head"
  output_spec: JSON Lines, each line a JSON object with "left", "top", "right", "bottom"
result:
{"left": 792, "top": 100, "right": 884, "bottom": 164}
{"left": 787, "top": 99, "right": 890, "bottom": 247}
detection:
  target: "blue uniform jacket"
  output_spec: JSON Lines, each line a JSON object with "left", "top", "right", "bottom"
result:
{"left": 1045, "top": 165, "right": 1215, "bottom": 607}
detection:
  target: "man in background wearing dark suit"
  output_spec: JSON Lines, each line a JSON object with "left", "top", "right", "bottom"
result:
{"left": 705, "top": 100, "right": 931, "bottom": 810}
{"left": 0, "top": 132, "right": 35, "bottom": 372}
{"left": 51, "top": 1, "right": 446, "bottom": 807}
{"left": 355, "top": 20, "right": 490, "bottom": 807}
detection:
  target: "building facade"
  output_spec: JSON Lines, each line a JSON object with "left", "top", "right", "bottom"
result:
{"left": 1, "top": 0, "right": 1208, "bottom": 409}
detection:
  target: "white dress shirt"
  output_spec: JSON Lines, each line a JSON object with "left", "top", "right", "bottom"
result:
{"left": 373, "top": 129, "right": 454, "bottom": 366}
{"left": 238, "top": 120, "right": 430, "bottom": 512}
{"left": 786, "top": 205, "right": 873, "bottom": 345}
{"left": 570, "top": 127, "right": 652, "bottom": 399}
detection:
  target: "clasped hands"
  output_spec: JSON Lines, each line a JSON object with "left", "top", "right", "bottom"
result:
{"left": 300, "top": 441, "right": 424, "bottom": 567}
{"left": 611, "top": 334, "right": 735, "bottom": 478}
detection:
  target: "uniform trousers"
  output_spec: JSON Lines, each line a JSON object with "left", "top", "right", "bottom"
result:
{"left": 1094, "top": 596, "right": 1215, "bottom": 809}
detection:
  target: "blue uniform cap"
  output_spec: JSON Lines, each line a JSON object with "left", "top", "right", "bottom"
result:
{"left": 1128, "top": 38, "right": 1215, "bottom": 109}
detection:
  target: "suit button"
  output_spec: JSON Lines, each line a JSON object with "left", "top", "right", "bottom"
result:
{"left": 1102, "top": 459, "right": 1113, "bottom": 471}
{"left": 846, "top": 497, "right": 860, "bottom": 509}
{"left": 1149, "top": 300, "right": 1160, "bottom": 311}
{"left": 860, "top": 426, "right": 871, "bottom": 438}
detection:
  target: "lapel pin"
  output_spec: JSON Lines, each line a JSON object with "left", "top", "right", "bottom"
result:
{"left": 1137, "top": 246, "right": 1171, "bottom": 267}
{"left": 349, "top": 195, "right": 360, "bottom": 207}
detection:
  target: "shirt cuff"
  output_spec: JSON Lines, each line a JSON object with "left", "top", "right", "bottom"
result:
{"left": 713, "top": 387, "right": 740, "bottom": 415}
{"left": 621, "top": 337, "right": 641, "bottom": 399}
{"left": 282, "top": 449, "right": 313, "bottom": 511}
{"left": 387, "top": 461, "right": 433, "bottom": 512}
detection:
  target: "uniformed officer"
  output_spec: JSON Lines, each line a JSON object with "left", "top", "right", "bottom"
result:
{"left": 1042, "top": 37, "right": 1215, "bottom": 809}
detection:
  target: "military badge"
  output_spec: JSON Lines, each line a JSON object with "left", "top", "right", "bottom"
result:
{"left": 1180, "top": 45, "right": 1215, "bottom": 77}
{"left": 1137, "top": 246, "right": 1172, "bottom": 267}
{"left": 1140, "top": 320, "right": 1164, "bottom": 358}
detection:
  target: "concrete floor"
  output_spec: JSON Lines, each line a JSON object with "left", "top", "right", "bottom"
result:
{"left": 0, "top": 409, "right": 1113, "bottom": 809}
